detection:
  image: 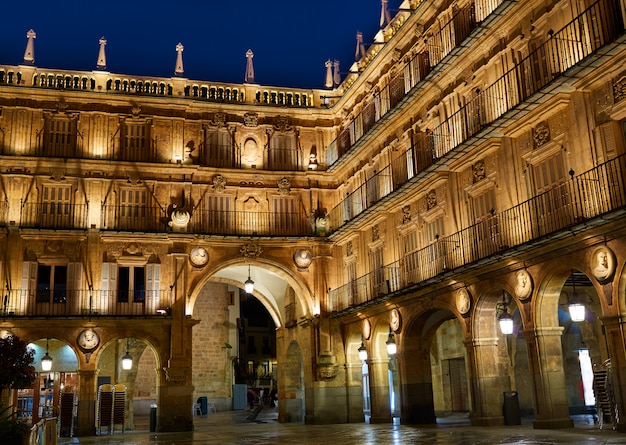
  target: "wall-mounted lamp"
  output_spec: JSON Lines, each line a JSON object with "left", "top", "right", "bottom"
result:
{"left": 358, "top": 337, "right": 368, "bottom": 361}
{"left": 497, "top": 292, "right": 514, "bottom": 335}
{"left": 122, "top": 339, "right": 133, "bottom": 370}
{"left": 386, "top": 328, "right": 397, "bottom": 355}
{"left": 567, "top": 270, "right": 586, "bottom": 322}
{"left": 245, "top": 265, "right": 254, "bottom": 294}
{"left": 41, "top": 338, "right": 53, "bottom": 372}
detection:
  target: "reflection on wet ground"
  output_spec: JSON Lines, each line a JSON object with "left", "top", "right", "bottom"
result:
{"left": 58, "top": 409, "right": 626, "bottom": 445}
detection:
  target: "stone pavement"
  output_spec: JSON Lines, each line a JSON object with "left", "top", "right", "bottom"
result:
{"left": 58, "top": 408, "right": 626, "bottom": 445}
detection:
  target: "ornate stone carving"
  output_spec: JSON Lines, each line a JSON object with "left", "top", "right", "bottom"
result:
{"left": 590, "top": 246, "right": 616, "bottom": 284}
{"left": 240, "top": 242, "right": 263, "bottom": 259}
{"left": 533, "top": 122, "right": 550, "bottom": 147}
{"left": 402, "top": 205, "right": 411, "bottom": 223}
{"left": 163, "top": 367, "right": 189, "bottom": 385}
{"left": 49, "top": 168, "right": 66, "bottom": 181}
{"left": 274, "top": 115, "right": 292, "bottom": 132}
{"left": 426, "top": 190, "right": 437, "bottom": 210}
{"left": 277, "top": 177, "right": 291, "bottom": 195}
{"left": 317, "top": 352, "right": 338, "bottom": 381}
{"left": 472, "top": 160, "right": 486, "bottom": 183}
{"left": 56, "top": 98, "right": 68, "bottom": 113}
{"left": 168, "top": 206, "right": 190, "bottom": 232}
{"left": 372, "top": 224, "right": 379, "bottom": 241}
{"left": 243, "top": 112, "right": 258, "bottom": 127}
{"left": 210, "top": 112, "right": 227, "bottom": 127}
{"left": 346, "top": 241, "right": 353, "bottom": 256}
{"left": 131, "top": 103, "right": 142, "bottom": 117}
{"left": 515, "top": 270, "right": 533, "bottom": 301}
{"left": 613, "top": 76, "right": 626, "bottom": 103}
{"left": 212, "top": 174, "right": 227, "bottom": 193}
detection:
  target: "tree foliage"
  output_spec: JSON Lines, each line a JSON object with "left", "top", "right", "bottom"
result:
{"left": 0, "top": 335, "right": 36, "bottom": 399}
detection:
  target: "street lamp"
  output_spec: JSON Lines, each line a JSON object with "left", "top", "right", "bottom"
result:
{"left": 497, "top": 292, "right": 514, "bottom": 335}
{"left": 568, "top": 271, "right": 585, "bottom": 322}
{"left": 386, "top": 328, "right": 397, "bottom": 355}
{"left": 122, "top": 339, "right": 133, "bottom": 370}
{"left": 41, "top": 338, "right": 53, "bottom": 371}
{"left": 358, "top": 337, "right": 368, "bottom": 361}
{"left": 245, "top": 265, "right": 254, "bottom": 294}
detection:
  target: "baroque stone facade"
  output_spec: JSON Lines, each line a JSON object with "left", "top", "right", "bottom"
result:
{"left": 1, "top": 0, "right": 626, "bottom": 437}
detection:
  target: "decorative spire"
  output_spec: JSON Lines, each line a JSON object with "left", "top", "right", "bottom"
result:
{"left": 174, "top": 42, "right": 184, "bottom": 77}
{"left": 244, "top": 49, "right": 255, "bottom": 83}
{"left": 23, "top": 29, "right": 36, "bottom": 65}
{"left": 355, "top": 31, "right": 365, "bottom": 61}
{"left": 324, "top": 59, "right": 333, "bottom": 89}
{"left": 96, "top": 37, "right": 107, "bottom": 70}
{"left": 333, "top": 60, "right": 341, "bottom": 87}
{"left": 380, "top": 0, "right": 391, "bottom": 28}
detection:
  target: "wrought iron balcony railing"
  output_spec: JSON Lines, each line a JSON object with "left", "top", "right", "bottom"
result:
{"left": 20, "top": 202, "right": 89, "bottom": 230}
{"left": 327, "top": 0, "right": 624, "bottom": 233}
{"left": 189, "top": 209, "right": 314, "bottom": 237}
{"left": 1, "top": 289, "right": 172, "bottom": 318}
{"left": 329, "top": 153, "right": 626, "bottom": 313}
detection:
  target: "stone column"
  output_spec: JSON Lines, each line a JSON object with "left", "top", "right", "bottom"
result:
{"left": 345, "top": 362, "right": 366, "bottom": 423}
{"left": 75, "top": 369, "right": 97, "bottom": 436}
{"left": 368, "top": 357, "right": 392, "bottom": 423}
{"left": 397, "top": 347, "right": 435, "bottom": 424}
{"left": 465, "top": 337, "right": 506, "bottom": 426}
{"left": 601, "top": 315, "right": 626, "bottom": 432}
{"left": 158, "top": 253, "right": 194, "bottom": 432}
{"left": 524, "top": 327, "right": 573, "bottom": 428}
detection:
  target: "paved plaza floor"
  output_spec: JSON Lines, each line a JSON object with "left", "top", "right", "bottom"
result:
{"left": 57, "top": 408, "right": 626, "bottom": 445}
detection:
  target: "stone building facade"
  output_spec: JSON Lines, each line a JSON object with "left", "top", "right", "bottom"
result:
{"left": 1, "top": 0, "right": 626, "bottom": 436}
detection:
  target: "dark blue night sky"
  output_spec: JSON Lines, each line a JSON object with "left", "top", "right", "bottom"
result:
{"left": 0, "top": 1, "right": 400, "bottom": 89}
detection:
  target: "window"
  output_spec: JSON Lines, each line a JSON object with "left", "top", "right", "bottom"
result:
{"left": 272, "top": 196, "right": 298, "bottom": 235}
{"left": 402, "top": 230, "right": 420, "bottom": 285}
{"left": 36, "top": 264, "right": 67, "bottom": 303}
{"left": 532, "top": 151, "right": 571, "bottom": 232}
{"left": 203, "top": 127, "right": 234, "bottom": 167}
{"left": 118, "top": 265, "right": 145, "bottom": 303}
{"left": 472, "top": 188, "right": 499, "bottom": 249}
{"left": 204, "top": 193, "right": 232, "bottom": 234}
{"left": 41, "top": 184, "right": 72, "bottom": 228}
{"left": 120, "top": 120, "right": 151, "bottom": 161}
{"left": 44, "top": 116, "right": 77, "bottom": 157}
{"left": 268, "top": 132, "right": 297, "bottom": 170}
{"left": 370, "top": 246, "right": 386, "bottom": 294}
{"left": 119, "top": 188, "right": 149, "bottom": 230}
{"left": 21, "top": 262, "right": 82, "bottom": 306}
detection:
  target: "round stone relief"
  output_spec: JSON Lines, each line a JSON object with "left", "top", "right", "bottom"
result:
{"left": 390, "top": 308, "right": 402, "bottom": 333}
{"left": 515, "top": 270, "right": 533, "bottom": 301}
{"left": 362, "top": 319, "right": 371, "bottom": 340}
{"left": 293, "top": 249, "right": 312, "bottom": 269}
{"left": 590, "top": 246, "right": 615, "bottom": 284}
{"left": 456, "top": 289, "right": 471, "bottom": 315}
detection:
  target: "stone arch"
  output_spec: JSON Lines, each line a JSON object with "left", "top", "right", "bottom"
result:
{"left": 397, "top": 306, "right": 461, "bottom": 424}
{"left": 187, "top": 257, "right": 315, "bottom": 326}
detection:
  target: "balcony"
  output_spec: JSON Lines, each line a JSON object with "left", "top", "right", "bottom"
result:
{"left": 1, "top": 289, "right": 172, "bottom": 318}
{"left": 189, "top": 209, "right": 314, "bottom": 237}
{"left": 326, "top": 0, "right": 625, "bottom": 233}
{"left": 329, "top": 154, "right": 626, "bottom": 313}
{"left": 20, "top": 203, "right": 88, "bottom": 230}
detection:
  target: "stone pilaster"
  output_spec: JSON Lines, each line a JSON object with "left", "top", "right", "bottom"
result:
{"left": 524, "top": 327, "right": 573, "bottom": 429}
{"left": 367, "top": 357, "right": 392, "bottom": 424}
{"left": 465, "top": 337, "right": 506, "bottom": 426}
{"left": 75, "top": 369, "right": 97, "bottom": 437}
{"left": 397, "top": 348, "right": 435, "bottom": 424}
{"left": 601, "top": 316, "right": 626, "bottom": 432}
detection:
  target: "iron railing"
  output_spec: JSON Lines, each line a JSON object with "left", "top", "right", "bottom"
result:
{"left": 329, "top": 153, "right": 626, "bottom": 312}
{"left": 189, "top": 210, "right": 314, "bottom": 237}
{"left": 1, "top": 289, "right": 172, "bottom": 317}
{"left": 327, "top": 0, "right": 624, "bottom": 233}
{"left": 20, "top": 202, "right": 88, "bottom": 230}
